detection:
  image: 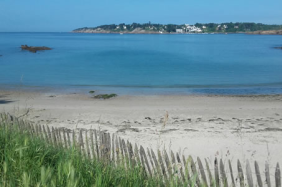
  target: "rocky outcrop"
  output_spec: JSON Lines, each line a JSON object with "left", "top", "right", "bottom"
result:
{"left": 248, "top": 30, "right": 282, "bottom": 35}
{"left": 21, "top": 45, "right": 52, "bottom": 53}
{"left": 274, "top": 46, "right": 282, "bottom": 50}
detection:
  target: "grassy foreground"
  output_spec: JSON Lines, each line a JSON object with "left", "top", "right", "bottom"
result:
{"left": 0, "top": 125, "right": 166, "bottom": 187}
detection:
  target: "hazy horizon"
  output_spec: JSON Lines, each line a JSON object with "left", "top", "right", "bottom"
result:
{"left": 1, "top": 0, "right": 282, "bottom": 32}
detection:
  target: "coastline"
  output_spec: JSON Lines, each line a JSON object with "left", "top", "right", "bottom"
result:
{"left": 1, "top": 88, "right": 282, "bottom": 168}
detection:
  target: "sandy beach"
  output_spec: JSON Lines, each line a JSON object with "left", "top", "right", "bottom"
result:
{"left": 1, "top": 89, "right": 282, "bottom": 170}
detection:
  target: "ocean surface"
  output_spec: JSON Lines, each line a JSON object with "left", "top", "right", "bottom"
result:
{"left": 0, "top": 32, "right": 282, "bottom": 95}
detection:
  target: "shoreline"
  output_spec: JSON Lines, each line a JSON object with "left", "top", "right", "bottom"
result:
{"left": 1, "top": 83, "right": 282, "bottom": 96}
{"left": 1, "top": 88, "right": 282, "bottom": 168}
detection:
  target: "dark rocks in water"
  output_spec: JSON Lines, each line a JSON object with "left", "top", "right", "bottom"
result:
{"left": 0, "top": 55, "right": 2, "bottom": 57}
{"left": 274, "top": 46, "right": 282, "bottom": 50}
{"left": 21, "top": 45, "right": 52, "bottom": 53}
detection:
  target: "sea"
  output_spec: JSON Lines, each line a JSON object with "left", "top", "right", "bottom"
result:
{"left": 0, "top": 32, "right": 282, "bottom": 95}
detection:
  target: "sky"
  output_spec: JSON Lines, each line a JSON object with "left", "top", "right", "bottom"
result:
{"left": 1, "top": 0, "right": 282, "bottom": 32}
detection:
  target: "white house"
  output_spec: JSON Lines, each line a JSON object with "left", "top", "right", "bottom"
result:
{"left": 176, "top": 29, "right": 183, "bottom": 33}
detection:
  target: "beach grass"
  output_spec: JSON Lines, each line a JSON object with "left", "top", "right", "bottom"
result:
{"left": 0, "top": 124, "right": 165, "bottom": 187}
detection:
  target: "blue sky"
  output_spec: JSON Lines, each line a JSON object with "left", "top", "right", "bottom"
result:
{"left": 1, "top": 0, "right": 282, "bottom": 32}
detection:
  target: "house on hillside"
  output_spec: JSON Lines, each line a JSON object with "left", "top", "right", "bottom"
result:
{"left": 176, "top": 29, "right": 183, "bottom": 33}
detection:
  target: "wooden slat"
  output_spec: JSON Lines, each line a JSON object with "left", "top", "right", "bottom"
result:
{"left": 111, "top": 134, "right": 115, "bottom": 162}
{"left": 90, "top": 130, "right": 95, "bottom": 160}
{"left": 151, "top": 149, "right": 162, "bottom": 180}
{"left": 237, "top": 159, "right": 244, "bottom": 187}
{"left": 47, "top": 126, "right": 52, "bottom": 145}
{"left": 42, "top": 125, "right": 49, "bottom": 144}
{"left": 190, "top": 156, "right": 201, "bottom": 187}
{"left": 119, "top": 137, "right": 125, "bottom": 164}
{"left": 246, "top": 159, "right": 254, "bottom": 187}
{"left": 79, "top": 129, "right": 84, "bottom": 155}
{"left": 107, "top": 133, "right": 111, "bottom": 160}
{"left": 127, "top": 141, "right": 135, "bottom": 167}
{"left": 146, "top": 148, "right": 155, "bottom": 175}
{"left": 66, "top": 130, "right": 71, "bottom": 147}
{"left": 228, "top": 160, "right": 235, "bottom": 187}
{"left": 176, "top": 153, "right": 185, "bottom": 182}
{"left": 134, "top": 143, "right": 141, "bottom": 165}
{"left": 198, "top": 157, "right": 208, "bottom": 187}
{"left": 38, "top": 125, "right": 43, "bottom": 140}
{"left": 99, "top": 131, "right": 103, "bottom": 158}
{"left": 255, "top": 161, "right": 263, "bottom": 187}
{"left": 122, "top": 139, "right": 128, "bottom": 164}
{"left": 72, "top": 130, "right": 76, "bottom": 149}
{"left": 85, "top": 131, "right": 91, "bottom": 158}
{"left": 276, "top": 163, "right": 281, "bottom": 187}
{"left": 158, "top": 150, "right": 168, "bottom": 180}
{"left": 265, "top": 161, "right": 271, "bottom": 187}
{"left": 205, "top": 158, "right": 214, "bottom": 187}
{"left": 139, "top": 146, "right": 146, "bottom": 169}
{"left": 140, "top": 146, "right": 152, "bottom": 177}
{"left": 94, "top": 130, "right": 99, "bottom": 160}
{"left": 220, "top": 159, "right": 228, "bottom": 187}
{"left": 63, "top": 129, "right": 68, "bottom": 148}
{"left": 214, "top": 158, "right": 220, "bottom": 187}
{"left": 115, "top": 136, "right": 120, "bottom": 164}
{"left": 52, "top": 127, "right": 58, "bottom": 147}
{"left": 164, "top": 150, "right": 173, "bottom": 179}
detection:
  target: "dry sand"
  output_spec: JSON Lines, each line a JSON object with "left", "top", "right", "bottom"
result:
{"left": 1, "top": 89, "right": 282, "bottom": 171}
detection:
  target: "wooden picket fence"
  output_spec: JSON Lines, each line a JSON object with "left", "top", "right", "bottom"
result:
{"left": 0, "top": 112, "right": 281, "bottom": 187}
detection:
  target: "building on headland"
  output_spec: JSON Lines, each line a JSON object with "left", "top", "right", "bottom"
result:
{"left": 176, "top": 29, "right": 183, "bottom": 33}
{"left": 223, "top": 25, "right": 228, "bottom": 29}
{"left": 234, "top": 26, "right": 239, "bottom": 29}
{"left": 185, "top": 24, "right": 202, "bottom": 32}
{"left": 202, "top": 26, "right": 206, "bottom": 29}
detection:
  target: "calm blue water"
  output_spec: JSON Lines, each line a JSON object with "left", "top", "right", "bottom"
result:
{"left": 0, "top": 32, "right": 282, "bottom": 95}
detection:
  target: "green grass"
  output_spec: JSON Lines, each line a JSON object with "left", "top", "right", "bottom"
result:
{"left": 94, "top": 94, "right": 117, "bottom": 99}
{"left": 0, "top": 125, "right": 164, "bottom": 187}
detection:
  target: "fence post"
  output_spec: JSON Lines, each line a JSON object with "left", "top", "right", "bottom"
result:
{"left": 254, "top": 161, "right": 263, "bottom": 187}
{"left": 220, "top": 159, "right": 228, "bottom": 187}
{"left": 214, "top": 157, "right": 220, "bottom": 187}
{"left": 205, "top": 158, "right": 214, "bottom": 187}
{"left": 237, "top": 159, "right": 244, "bottom": 187}
{"left": 276, "top": 163, "right": 281, "bottom": 187}
{"left": 246, "top": 159, "right": 254, "bottom": 187}
{"left": 198, "top": 157, "right": 208, "bottom": 187}
{"left": 228, "top": 160, "right": 235, "bottom": 187}
{"left": 265, "top": 161, "right": 271, "bottom": 187}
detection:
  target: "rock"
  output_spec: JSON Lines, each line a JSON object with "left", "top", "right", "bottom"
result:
{"left": 21, "top": 45, "right": 52, "bottom": 53}
{"left": 274, "top": 46, "right": 282, "bottom": 50}
{"left": 0, "top": 55, "right": 2, "bottom": 57}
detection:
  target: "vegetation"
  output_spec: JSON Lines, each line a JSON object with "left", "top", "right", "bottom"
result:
{"left": 89, "top": 90, "right": 95, "bottom": 94}
{"left": 0, "top": 123, "right": 163, "bottom": 186}
{"left": 94, "top": 93, "right": 117, "bottom": 99}
{"left": 73, "top": 22, "right": 282, "bottom": 33}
